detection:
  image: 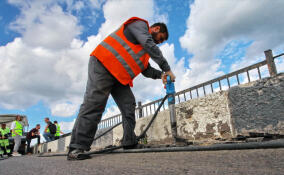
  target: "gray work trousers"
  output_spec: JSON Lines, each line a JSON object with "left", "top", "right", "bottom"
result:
{"left": 13, "top": 135, "right": 21, "bottom": 152}
{"left": 69, "top": 56, "right": 137, "bottom": 151}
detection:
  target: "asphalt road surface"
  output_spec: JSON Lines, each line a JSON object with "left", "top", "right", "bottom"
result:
{"left": 1, "top": 148, "right": 284, "bottom": 175}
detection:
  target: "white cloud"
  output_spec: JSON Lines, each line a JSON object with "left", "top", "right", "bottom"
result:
{"left": 275, "top": 57, "right": 284, "bottom": 73}
{"left": 50, "top": 102, "right": 78, "bottom": 117}
{"left": 102, "top": 105, "right": 120, "bottom": 120}
{"left": 89, "top": 0, "right": 106, "bottom": 9}
{"left": 59, "top": 119, "right": 75, "bottom": 133}
{"left": 98, "top": 0, "right": 162, "bottom": 39}
{"left": 9, "top": 1, "right": 82, "bottom": 50}
{"left": 0, "top": 0, "right": 169, "bottom": 118}
{"left": 0, "top": 1, "right": 89, "bottom": 115}
{"left": 180, "top": 0, "right": 284, "bottom": 80}
{"left": 73, "top": 1, "right": 85, "bottom": 11}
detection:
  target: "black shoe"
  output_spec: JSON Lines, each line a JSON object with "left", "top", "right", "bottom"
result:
{"left": 67, "top": 149, "right": 91, "bottom": 161}
{"left": 123, "top": 143, "right": 144, "bottom": 150}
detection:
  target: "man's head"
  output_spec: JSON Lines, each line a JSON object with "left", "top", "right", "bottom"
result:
{"left": 16, "top": 115, "right": 22, "bottom": 121}
{"left": 54, "top": 121, "right": 58, "bottom": 124}
{"left": 150, "top": 23, "right": 169, "bottom": 44}
{"left": 1, "top": 123, "right": 6, "bottom": 129}
{"left": 44, "top": 117, "right": 50, "bottom": 123}
{"left": 36, "top": 124, "right": 41, "bottom": 130}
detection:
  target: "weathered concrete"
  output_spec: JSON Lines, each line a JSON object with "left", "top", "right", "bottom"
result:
{"left": 176, "top": 91, "right": 233, "bottom": 141}
{"left": 93, "top": 127, "right": 113, "bottom": 148}
{"left": 37, "top": 128, "right": 114, "bottom": 153}
{"left": 113, "top": 109, "right": 173, "bottom": 146}
{"left": 37, "top": 73, "right": 284, "bottom": 153}
{"left": 46, "top": 139, "right": 58, "bottom": 152}
{"left": 228, "top": 73, "right": 284, "bottom": 136}
{"left": 112, "top": 73, "right": 284, "bottom": 144}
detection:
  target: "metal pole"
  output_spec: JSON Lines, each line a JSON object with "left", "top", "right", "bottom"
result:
{"left": 166, "top": 76, "right": 177, "bottom": 143}
{"left": 265, "top": 49, "right": 277, "bottom": 76}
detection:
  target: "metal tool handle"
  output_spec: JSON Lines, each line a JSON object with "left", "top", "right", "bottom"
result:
{"left": 166, "top": 75, "right": 175, "bottom": 104}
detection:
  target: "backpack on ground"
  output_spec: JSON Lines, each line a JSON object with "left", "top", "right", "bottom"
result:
{"left": 48, "top": 123, "right": 57, "bottom": 135}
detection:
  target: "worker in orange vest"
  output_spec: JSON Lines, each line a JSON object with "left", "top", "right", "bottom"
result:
{"left": 68, "top": 17, "right": 175, "bottom": 160}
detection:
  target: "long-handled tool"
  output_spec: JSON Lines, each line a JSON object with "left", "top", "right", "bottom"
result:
{"left": 165, "top": 76, "right": 191, "bottom": 144}
{"left": 38, "top": 76, "right": 188, "bottom": 158}
{"left": 38, "top": 94, "right": 169, "bottom": 158}
{"left": 165, "top": 75, "right": 178, "bottom": 142}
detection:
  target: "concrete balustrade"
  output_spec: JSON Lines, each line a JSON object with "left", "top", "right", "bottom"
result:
{"left": 35, "top": 73, "right": 284, "bottom": 154}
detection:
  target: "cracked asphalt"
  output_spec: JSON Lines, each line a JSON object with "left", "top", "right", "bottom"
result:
{"left": 1, "top": 148, "right": 284, "bottom": 175}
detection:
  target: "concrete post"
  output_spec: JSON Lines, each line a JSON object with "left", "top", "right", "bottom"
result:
{"left": 265, "top": 49, "right": 277, "bottom": 77}
{"left": 138, "top": 101, "right": 143, "bottom": 118}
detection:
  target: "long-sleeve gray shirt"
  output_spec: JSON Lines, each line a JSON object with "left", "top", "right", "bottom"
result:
{"left": 123, "top": 20, "right": 171, "bottom": 79}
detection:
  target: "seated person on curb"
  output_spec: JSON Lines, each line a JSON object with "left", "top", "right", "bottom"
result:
{"left": 54, "top": 121, "right": 64, "bottom": 140}
{"left": 43, "top": 118, "right": 56, "bottom": 142}
{"left": 26, "top": 124, "right": 41, "bottom": 154}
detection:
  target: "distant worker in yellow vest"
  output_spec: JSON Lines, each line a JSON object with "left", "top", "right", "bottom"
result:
{"left": 10, "top": 115, "right": 23, "bottom": 157}
{"left": 68, "top": 16, "right": 175, "bottom": 160}
{"left": 0, "top": 124, "right": 11, "bottom": 156}
{"left": 0, "top": 123, "right": 11, "bottom": 157}
{"left": 53, "top": 121, "right": 64, "bottom": 140}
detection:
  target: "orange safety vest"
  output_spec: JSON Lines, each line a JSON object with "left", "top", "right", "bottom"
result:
{"left": 90, "top": 17, "right": 151, "bottom": 86}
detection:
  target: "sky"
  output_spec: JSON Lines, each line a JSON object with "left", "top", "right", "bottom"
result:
{"left": 0, "top": 0, "right": 284, "bottom": 142}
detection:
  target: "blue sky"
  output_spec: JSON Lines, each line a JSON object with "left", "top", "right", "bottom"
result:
{"left": 0, "top": 0, "right": 283, "bottom": 140}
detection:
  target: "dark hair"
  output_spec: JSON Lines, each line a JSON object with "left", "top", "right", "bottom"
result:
{"left": 151, "top": 23, "right": 169, "bottom": 40}
{"left": 45, "top": 117, "right": 49, "bottom": 120}
{"left": 36, "top": 124, "right": 40, "bottom": 127}
{"left": 54, "top": 121, "right": 58, "bottom": 123}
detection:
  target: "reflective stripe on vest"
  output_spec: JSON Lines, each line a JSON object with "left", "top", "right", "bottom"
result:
{"left": 109, "top": 32, "right": 146, "bottom": 71}
{"left": 12, "top": 121, "right": 23, "bottom": 137}
{"left": 100, "top": 41, "right": 136, "bottom": 79}
{"left": 90, "top": 17, "right": 150, "bottom": 86}
{"left": 55, "top": 124, "right": 60, "bottom": 136}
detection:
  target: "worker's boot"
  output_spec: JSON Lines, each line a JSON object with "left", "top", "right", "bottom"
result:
{"left": 67, "top": 149, "right": 91, "bottom": 161}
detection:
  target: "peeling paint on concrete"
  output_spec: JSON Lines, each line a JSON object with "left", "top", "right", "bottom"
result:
{"left": 176, "top": 91, "right": 232, "bottom": 141}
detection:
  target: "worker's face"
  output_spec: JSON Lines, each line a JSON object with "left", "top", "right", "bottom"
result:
{"left": 44, "top": 118, "right": 49, "bottom": 123}
{"left": 16, "top": 116, "right": 22, "bottom": 121}
{"left": 152, "top": 32, "right": 166, "bottom": 44}
{"left": 150, "top": 26, "right": 167, "bottom": 44}
{"left": 36, "top": 125, "right": 41, "bottom": 129}
{"left": 1, "top": 124, "right": 5, "bottom": 129}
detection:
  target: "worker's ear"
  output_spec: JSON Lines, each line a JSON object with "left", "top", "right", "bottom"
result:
{"left": 154, "top": 26, "right": 160, "bottom": 32}
{"left": 150, "top": 26, "right": 160, "bottom": 33}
